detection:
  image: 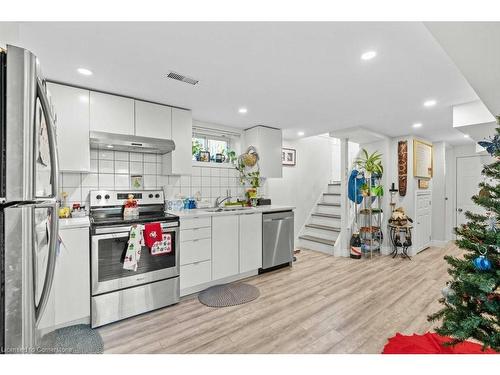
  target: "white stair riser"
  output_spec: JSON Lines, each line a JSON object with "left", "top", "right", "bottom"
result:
{"left": 303, "top": 227, "right": 340, "bottom": 241}
{"left": 328, "top": 185, "right": 341, "bottom": 194}
{"left": 316, "top": 205, "right": 341, "bottom": 215}
{"left": 323, "top": 194, "right": 341, "bottom": 204}
{"left": 310, "top": 216, "right": 341, "bottom": 227}
{"left": 298, "top": 239, "right": 335, "bottom": 255}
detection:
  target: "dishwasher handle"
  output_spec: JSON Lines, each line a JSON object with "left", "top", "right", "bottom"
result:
{"left": 263, "top": 216, "right": 294, "bottom": 222}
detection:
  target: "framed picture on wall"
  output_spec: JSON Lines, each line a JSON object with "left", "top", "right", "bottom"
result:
{"left": 413, "top": 139, "right": 433, "bottom": 179}
{"left": 282, "top": 148, "right": 296, "bottom": 166}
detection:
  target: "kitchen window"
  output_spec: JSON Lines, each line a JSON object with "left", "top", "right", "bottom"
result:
{"left": 192, "top": 133, "right": 230, "bottom": 162}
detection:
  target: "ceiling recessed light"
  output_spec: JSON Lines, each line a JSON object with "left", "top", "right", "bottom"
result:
{"left": 79, "top": 95, "right": 89, "bottom": 103}
{"left": 297, "top": 131, "right": 305, "bottom": 136}
{"left": 412, "top": 123, "right": 422, "bottom": 128}
{"left": 423, "top": 99, "right": 437, "bottom": 107}
{"left": 361, "top": 51, "right": 377, "bottom": 61}
{"left": 238, "top": 108, "right": 248, "bottom": 114}
{"left": 106, "top": 145, "right": 114, "bottom": 149}
{"left": 77, "top": 68, "right": 93, "bottom": 76}
{"left": 463, "top": 134, "right": 470, "bottom": 138}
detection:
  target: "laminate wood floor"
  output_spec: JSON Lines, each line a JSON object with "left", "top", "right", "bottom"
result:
{"left": 98, "top": 244, "right": 460, "bottom": 354}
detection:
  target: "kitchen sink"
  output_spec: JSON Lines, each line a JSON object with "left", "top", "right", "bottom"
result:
{"left": 204, "top": 206, "right": 254, "bottom": 212}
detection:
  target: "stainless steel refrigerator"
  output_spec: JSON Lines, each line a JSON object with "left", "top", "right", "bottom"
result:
{"left": 0, "top": 45, "right": 59, "bottom": 353}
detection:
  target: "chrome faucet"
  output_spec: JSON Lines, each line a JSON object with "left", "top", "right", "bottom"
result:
{"left": 215, "top": 189, "right": 232, "bottom": 207}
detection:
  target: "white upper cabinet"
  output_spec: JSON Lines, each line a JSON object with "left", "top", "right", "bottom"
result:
{"left": 163, "top": 108, "right": 193, "bottom": 175}
{"left": 47, "top": 83, "right": 91, "bottom": 172}
{"left": 244, "top": 126, "right": 283, "bottom": 178}
{"left": 239, "top": 212, "right": 263, "bottom": 273}
{"left": 134, "top": 100, "right": 172, "bottom": 139}
{"left": 89, "top": 91, "right": 134, "bottom": 135}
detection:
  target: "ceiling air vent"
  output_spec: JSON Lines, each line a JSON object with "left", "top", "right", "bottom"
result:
{"left": 166, "top": 71, "right": 199, "bottom": 86}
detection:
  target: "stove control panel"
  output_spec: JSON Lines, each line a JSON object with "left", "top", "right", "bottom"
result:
{"left": 90, "top": 190, "right": 164, "bottom": 207}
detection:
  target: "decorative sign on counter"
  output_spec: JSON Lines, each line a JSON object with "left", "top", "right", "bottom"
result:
{"left": 413, "top": 139, "right": 433, "bottom": 179}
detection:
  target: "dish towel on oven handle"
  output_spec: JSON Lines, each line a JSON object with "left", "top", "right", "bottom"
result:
{"left": 144, "top": 222, "right": 163, "bottom": 248}
{"left": 123, "top": 224, "right": 144, "bottom": 272}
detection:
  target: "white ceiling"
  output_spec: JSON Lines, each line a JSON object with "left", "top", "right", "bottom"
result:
{"left": 425, "top": 22, "right": 500, "bottom": 119}
{"left": 8, "top": 22, "right": 482, "bottom": 143}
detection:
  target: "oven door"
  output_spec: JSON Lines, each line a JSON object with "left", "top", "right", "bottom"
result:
{"left": 91, "top": 222, "right": 179, "bottom": 296}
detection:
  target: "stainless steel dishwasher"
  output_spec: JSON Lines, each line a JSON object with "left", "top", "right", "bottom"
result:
{"left": 261, "top": 210, "right": 294, "bottom": 272}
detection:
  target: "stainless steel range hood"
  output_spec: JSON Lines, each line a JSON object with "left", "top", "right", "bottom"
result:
{"left": 89, "top": 131, "right": 175, "bottom": 154}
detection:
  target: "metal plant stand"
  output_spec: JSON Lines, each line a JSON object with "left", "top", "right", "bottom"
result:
{"left": 357, "top": 175, "right": 383, "bottom": 259}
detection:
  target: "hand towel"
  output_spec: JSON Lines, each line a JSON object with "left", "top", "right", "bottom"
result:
{"left": 123, "top": 224, "right": 144, "bottom": 272}
{"left": 144, "top": 222, "right": 163, "bottom": 248}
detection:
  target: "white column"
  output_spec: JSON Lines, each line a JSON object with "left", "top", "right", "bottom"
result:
{"left": 337, "top": 137, "right": 350, "bottom": 257}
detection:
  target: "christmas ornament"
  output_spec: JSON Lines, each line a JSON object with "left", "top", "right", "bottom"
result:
{"left": 478, "top": 187, "right": 490, "bottom": 198}
{"left": 473, "top": 255, "right": 492, "bottom": 271}
{"left": 478, "top": 133, "right": 500, "bottom": 156}
{"left": 485, "top": 212, "right": 497, "bottom": 232}
{"left": 441, "top": 284, "right": 455, "bottom": 302}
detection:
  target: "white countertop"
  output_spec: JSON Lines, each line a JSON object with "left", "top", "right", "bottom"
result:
{"left": 167, "top": 205, "right": 295, "bottom": 218}
{"left": 59, "top": 216, "right": 90, "bottom": 230}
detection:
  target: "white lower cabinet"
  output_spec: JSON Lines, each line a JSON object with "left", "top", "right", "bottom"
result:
{"left": 180, "top": 261, "right": 212, "bottom": 290}
{"left": 212, "top": 215, "right": 239, "bottom": 280}
{"left": 56, "top": 227, "right": 90, "bottom": 327}
{"left": 39, "top": 226, "right": 90, "bottom": 330}
{"left": 179, "top": 212, "right": 264, "bottom": 296}
{"left": 239, "top": 212, "right": 263, "bottom": 273}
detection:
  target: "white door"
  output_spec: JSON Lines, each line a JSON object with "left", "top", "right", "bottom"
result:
{"left": 134, "top": 100, "right": 172, "bottom": 139}
{"left": 89, "top": 91, "right": 135, "bottom": 135}
{"left": 415, "top": 192, "right": 432, "bottom": 253}
{"left": 239, "top": 212, "right": 262, "bottom": 273}
{"left": 212, "top": 215, "right": 239, "bottom": 280}
{"left": 456, "top": 155, "right": 493, "bottom": 228}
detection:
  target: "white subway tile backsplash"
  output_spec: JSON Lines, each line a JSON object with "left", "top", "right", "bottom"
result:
{"left": 114, "top": 174, "right": 130, "bottom": 188}
{"left": 99, "top": 151, "right": 114, "bottom": 160}
{"left": 90, "top": 159, "right": 98, "bottom": 173}
{"left": 62, "top": 173, "right": 81, "bottom": 187}
{"left": 144, "top": 154, "right": 156, "bottom": 163}
{"left": 130, "top": 161, "right": 143, "bottom": 174}
{"left": 99, "top": 160, "right": 114, "bottom": 173}
{"left": 144, "top": 162, "right": 157, "bottom": 175}
{"left": 143, "top": 175, "right": 157, "bottom": 188}
{"left": 81, "top": 173, "right": 98, "bottom": 187}
{"left": 130, "top": 152, "right": 143, "bottom": 162}
{"left": 99, "top": 174, "right": 114, "bottom": 188}
{"left": 114, "top": 151, "right": 129, "bottom": 161}
{"left": 62, "top": 148, "right": 243, "bottom": 207}
{"left": 115, "top": 160, "right": 129, "bottom": 174}
{"left": 210, "top": 176, "right": 219, "bottom": 186}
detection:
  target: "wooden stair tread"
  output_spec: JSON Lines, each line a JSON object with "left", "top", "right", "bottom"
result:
{"left": 299, "top": 235, "right": 335, "bottom": 246}
{"left": 305, "top": 223, "right": 341, "bottom": 232}
{"left": 328, "top": 182, "right": 341, "bottom": 186}
{"left": 311, "top": 213, "right": 341, "bottom": 219}
{"left": 323, "top": 193, "right": 341, "bottom": 196}
{"left": 317, "top": 202, "right": 341, "bottom": 206}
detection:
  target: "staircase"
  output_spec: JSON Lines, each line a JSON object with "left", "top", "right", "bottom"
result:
{"left": 298, "top": 181, "right": 341, "bottom": 255}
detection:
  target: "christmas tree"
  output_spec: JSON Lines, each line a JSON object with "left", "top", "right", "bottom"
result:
{"left": 428, "top": 121, "right": 500, "bottom": 351}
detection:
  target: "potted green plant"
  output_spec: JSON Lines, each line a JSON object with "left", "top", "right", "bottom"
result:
{"left": 360, "top": 182, "right": 370, "bottom": 197}
{"left": 226, "top": 149, "right": 237, "bottom": 165}
{"left": 354, "top": 149, "right": 383, "bottom": 178}
{"left": 371, "top": 185, "right": 384, "bottom": 197}
{"left": 192, "top": 139, "right": 203, "bottom": 161}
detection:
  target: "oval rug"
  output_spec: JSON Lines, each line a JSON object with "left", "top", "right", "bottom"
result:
{"left": 198, "top": 283, "right": 260, "bottom": 307}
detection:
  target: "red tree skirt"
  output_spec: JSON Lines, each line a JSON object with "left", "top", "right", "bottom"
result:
{"left": 382, "top": 332, "right": 497, "bottom": 354}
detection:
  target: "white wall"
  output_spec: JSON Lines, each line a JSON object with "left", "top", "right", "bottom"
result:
{"left": 263, "top": 135, "right": 335, "bottom": 245}
{"left": 431, "top": 141, "right": 448, "bottom": 243}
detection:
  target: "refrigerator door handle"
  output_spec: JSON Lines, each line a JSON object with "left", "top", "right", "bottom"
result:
{"left": 34, "top": 200, "right": 59, "bottom": 325}
{"left": 36, "top": 78, "right": 59, "bottom": 200}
